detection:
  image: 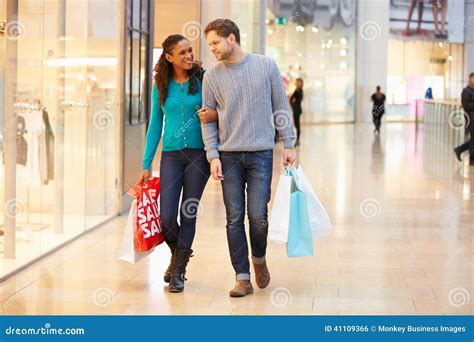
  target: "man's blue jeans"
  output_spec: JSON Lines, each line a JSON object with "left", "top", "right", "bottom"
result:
{"left": 220, "top": 150, "right": 273, "bottom": 281}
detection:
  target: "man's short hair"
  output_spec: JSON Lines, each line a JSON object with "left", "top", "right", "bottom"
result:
{"left": 469, "top": 72, "right": 474, "bottom": 79}
{"left": 204, "top": 19, "right": 240, "bottom": 45}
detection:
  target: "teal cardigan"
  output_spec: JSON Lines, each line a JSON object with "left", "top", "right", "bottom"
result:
{"left": 142, "top": 79, "right": 204, "bottom": 170}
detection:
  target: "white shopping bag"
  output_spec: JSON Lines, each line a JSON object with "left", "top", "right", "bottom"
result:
{"left": 293, "top": 166, "right": 332, "bottom": 238}
{"left": 269, "top": 173, "right": 292, "bottom": 243}
{"left": 118, "top": 199, "right": 154, "bottom": 264}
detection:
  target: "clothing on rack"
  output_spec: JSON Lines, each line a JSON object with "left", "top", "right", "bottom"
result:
{"left": 3, "top": 103, "right": 55, "bottom": 186}
{"left": 17, "top": 109, "right": 45, "bottom": 187}
{"left": 39, "top": 109, "right": 54, "bottom": 184}
{"left": 1, "top": 115, "right": 28, "bottom": 166}
{"left": 16, "top": 116, "right": 28, "bottom": 166}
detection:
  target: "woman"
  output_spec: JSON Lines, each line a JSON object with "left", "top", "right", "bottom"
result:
{"left": 425, "top": 87, "right": 433, "bottom": 99}
{"left": 432, "top": 0, "right": 448, "bottom": 39}
{"left": 139, "top": 34, "right": 217, "bottom": 293}
{"left": 370, "top": 85, "right": 386, "bottom": 134}
{"left": 290, "top": 78, "right": 304, "bottom": 146}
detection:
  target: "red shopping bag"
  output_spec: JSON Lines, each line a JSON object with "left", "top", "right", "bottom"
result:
{"left": 127, "top": 178, "right": 165, "bottom": 252}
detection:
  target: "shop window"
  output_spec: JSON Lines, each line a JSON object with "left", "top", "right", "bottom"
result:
{"left": 125, "top": 0, "right": 152, "bottom": 125}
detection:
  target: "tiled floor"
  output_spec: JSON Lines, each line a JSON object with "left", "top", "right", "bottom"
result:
{"left": 1, "top": 123, "right": 472, "bottom": 315}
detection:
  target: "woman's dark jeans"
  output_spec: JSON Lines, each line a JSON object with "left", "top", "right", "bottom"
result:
{"left": 159, "top": 148, "right": 210, "bottom": 250}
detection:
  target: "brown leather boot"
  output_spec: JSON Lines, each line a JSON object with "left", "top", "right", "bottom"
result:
{"left": 229, "top": 280, "right": 254, "bottom": 297}
{"left": 253, "top": 260, "right": 271, "bottom": 289}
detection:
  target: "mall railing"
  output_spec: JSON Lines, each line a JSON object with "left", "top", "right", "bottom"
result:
{"left": 423, "top": 99, "right": 467, "bottom": 148}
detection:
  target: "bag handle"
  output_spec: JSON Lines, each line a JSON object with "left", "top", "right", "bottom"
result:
{"left": 284, "top": 163, "right": 297, "bottom": 176}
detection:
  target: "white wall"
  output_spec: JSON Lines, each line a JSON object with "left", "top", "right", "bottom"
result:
{"left": 199, "top": 0, "right": 230, "bottom": 69}
{"left": 465, "top": 0, "right": 474, "bottom": 79}
{"left": 355, "top": 0, "right": 390, "bottom": 124}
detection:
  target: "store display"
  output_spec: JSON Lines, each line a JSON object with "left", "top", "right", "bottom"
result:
{"left": 39, "top": 109, "right": 54, "bottom": 185}
{"left": 390, "top": 0, "right": 465, "bottom": 43}
{"left": 16, "top": 116, "right": 28, "bottom": 166}
{"left": 15, "top": 105, "right": 44, "bottom": 187}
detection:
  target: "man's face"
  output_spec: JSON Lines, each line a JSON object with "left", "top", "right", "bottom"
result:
{"left": 206, "top": 30, "right": 233, "bottom": 61}
{"left": 469, "top": 76, "right": 474, "bottom": 88}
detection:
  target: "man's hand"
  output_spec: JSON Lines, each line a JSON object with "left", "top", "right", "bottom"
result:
{"left": 283, "top": 148, "right": 296, "bottom": 167}
{"left": 198, "top": 106, "right": 218, "bottom": 124}
{"left": 210, "top": 158, "right": 224, "bottom": 181}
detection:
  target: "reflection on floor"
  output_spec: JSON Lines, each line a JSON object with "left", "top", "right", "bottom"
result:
{"left": 0, "top": 123, "right": 472, "bottom": 315}
{"left": 0, "top": 214, "right": 116, "bottom": 278}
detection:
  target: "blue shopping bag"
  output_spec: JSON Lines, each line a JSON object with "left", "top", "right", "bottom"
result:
{"left": 286, "top": 186, "right": 314, "bottom": 257}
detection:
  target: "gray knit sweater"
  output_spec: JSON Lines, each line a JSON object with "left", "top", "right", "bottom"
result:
{"left": 201, "top": 53, "right": 295, "bottom": 162}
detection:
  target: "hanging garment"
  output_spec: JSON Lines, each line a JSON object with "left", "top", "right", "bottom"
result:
{"left": 17, "top": 109, "right": 45, "bottom": 187}
{"left": 1, "top": 115, "right": 28, "bottom": 166}
{"left": 16, "top": 116, "right": 28, "bottom": 166}
{"left": 39, "top": 109, "right": 54, "bottom": 184}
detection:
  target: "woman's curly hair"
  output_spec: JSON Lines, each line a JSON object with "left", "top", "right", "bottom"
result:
{"left": 154, "top": 34, "right": 204, "bottom": 106}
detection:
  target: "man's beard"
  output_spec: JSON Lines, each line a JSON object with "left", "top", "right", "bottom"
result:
{"left": 219, "top": 46, "right": 233, "bottom": 61}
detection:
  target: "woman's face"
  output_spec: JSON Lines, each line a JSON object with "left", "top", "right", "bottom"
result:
{"left": 296, "top": 80, "right": 303, "bottom": 89}
{"left": 166, "top": 39, "right": 194, "bottom": 71}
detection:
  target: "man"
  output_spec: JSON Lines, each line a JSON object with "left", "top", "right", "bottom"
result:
{"left": 454, "top": 72, "right": 474, "bottom": 166}
{"left": 199, "top": 19, "right": 296, "bottom": 297}
{"left": 370, "top": 86, "right": 386, "bottom": 134}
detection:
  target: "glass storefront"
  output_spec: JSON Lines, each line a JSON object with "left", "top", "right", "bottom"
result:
{"left": 265, "top": 1, "right": 356, "bottom": 123}
{"left": 0, "top": 0, "right": 121, "bottom": 279}
{"left": 230, "top": 0, "right": 264, "bottom": 54}
{"left": 386, "top": 39, "right": 465, "bottom": 121}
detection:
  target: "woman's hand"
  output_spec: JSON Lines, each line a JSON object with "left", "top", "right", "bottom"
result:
{"left": 138, "top": 169, "right": 150, "bottom": 183}
{"left": 198, "top": 106, "right": 218, "bottom": 124}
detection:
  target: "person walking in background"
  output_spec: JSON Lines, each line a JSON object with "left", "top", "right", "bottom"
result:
{"left": 290, "top": 78, "right": 304, "bottom": 146}
{"left": 201, "top": 19, "right": 296, "bottom": 297}
{"left": 425, "top": 87, "right": 433, "bottom": 99}
{"left": 138, "top": 34, "right": 217, "bottom": 293}
{"left": 454, "top": 72, "right": 474, "bottom": 166}
{"left": 371, "top": 86, "right": 386, "bottom": 134}
{"left": 432, "top": 0, "right": 448, "bottom": 39}
{"left": 402, "top": 0, "right": 428, "bottom": 37}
